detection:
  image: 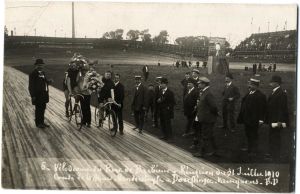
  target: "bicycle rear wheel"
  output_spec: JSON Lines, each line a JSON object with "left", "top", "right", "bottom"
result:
{"left": 106, "top": 109, "right": 118, "bottom": 137}
{"left": 74, "top": 104, "right": 83, "bottom": 130}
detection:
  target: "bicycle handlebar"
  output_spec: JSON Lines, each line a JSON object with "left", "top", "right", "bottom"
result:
{"left": 70, "top": 94, "right": 84, "bottom": 99}
{"left": 103, "top": 100, "right": 121, "bottom": 107}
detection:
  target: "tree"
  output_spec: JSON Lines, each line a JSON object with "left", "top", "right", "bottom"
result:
{"left": 140, "top": 29, "right": 152, "bottom": 43}
{"left": 153, "top": 30, "right": 169, "bottom": 44}
{"left": 115, "top": 29, "right": 124, "bottom": 40}
{"left": 126, "top": 30, "right": 140, "bottom": 41}
{"left": 102, "top": 32, "right": 110, "bottom": 39}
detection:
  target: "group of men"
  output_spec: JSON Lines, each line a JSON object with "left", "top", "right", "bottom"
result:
{"left": 28, "top": 58, "right": 289, "bottom": 161}
{"left": 180, "top": 68, "right": 289, "bottom": 161}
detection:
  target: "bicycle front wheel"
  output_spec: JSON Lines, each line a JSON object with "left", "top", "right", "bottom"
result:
{"left": 106, "top": 109, "right": 118, "bottom": 137}
{"left": 94, "top": 106, "right": 102, "bottom": 128}
{"left": 74, "top": 104, "right": 83, "bottom": 130}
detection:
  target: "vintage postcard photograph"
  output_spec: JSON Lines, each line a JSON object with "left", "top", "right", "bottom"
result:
{"left": 1, "top": 0, "right": 298, "bottom": 193}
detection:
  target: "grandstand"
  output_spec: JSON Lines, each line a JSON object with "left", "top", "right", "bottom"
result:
{"left": 232, "top": 30, "right": 297, "bottom": 63}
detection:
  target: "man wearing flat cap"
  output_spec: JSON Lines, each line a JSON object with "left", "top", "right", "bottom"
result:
{"left": 221, "top": 73, "right": 240, "bottom": 135}
{"left": 28, "top": 59, "right": 53, "bottom": 129}
{"left": 182, "top": 78, "right": 199, "bottom": 137}
{"left": 265, "top": 75, "right": 289, "bottom": 162}
{"left": 191, "top": 69, "right": 200, "bottom": 83}
{"left": 131, "top": 75, "right": 147, "bottom": 133}
{"left": 237, "top": 78, "right": 267, "bottom": 156}
{"left": 157, "top": 77, "right": 176, "bottom": 141}
{"left": 193, "top": 77, "right": 218, "bottom": 157}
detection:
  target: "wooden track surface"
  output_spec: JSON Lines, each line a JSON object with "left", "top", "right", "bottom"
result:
{"left": 1, "top": 66, "right": 268, "bottom": 192}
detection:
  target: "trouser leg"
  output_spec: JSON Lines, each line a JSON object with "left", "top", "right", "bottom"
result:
{"left": 269, "top": 127, "right": 281, "bottom": 161}
{"left": 35, "top": 103, "right": 46, "bottom": 126}
{"left": 134, "top": 111, "right": 140, "bottom": 128}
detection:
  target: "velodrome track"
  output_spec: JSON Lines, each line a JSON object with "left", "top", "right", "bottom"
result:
{"left": 1, "top": 66, "right": 268, "bottom": 192}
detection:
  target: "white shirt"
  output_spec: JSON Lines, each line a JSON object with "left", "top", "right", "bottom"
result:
{"left": 249, "top": 90, "right": 256, "bottom": 95}
{"left": 272, "top": 86, "right": 280, "bottom": 94}
{"left": 162, "top": 88, "right": 167, "bottom": 94}
{"left": 188, "top": 87, "right": 194, "bottom": 94}
{"left": 115, "top": 81, "right": 119, "bottom": 86}
{"left": 136, "top": 82, "right": 141, "bottom": 90}
{"left": 226, "top": 81, "right": 232, "bottom": 87}
{"left": 202, "top": 86, "right": 210, "bottom": 92}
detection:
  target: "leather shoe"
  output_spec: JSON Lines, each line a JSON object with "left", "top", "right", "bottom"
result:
{"left": 37, "top": 124, "right": 45, "bottom": 129}
{"left": 193, "top": 152, "right": 203, "bottom": 157}
{"left": 120, "top": 131, "right": 124, "bottom": 135}
{"left": 132, "top": 127, "right": 138, "bottom": 130}
{"left": 138, "top": 129, "right": 143, "bottom": 134}
{"left": 43, "top": 123, "right": 50, "bottom": 128}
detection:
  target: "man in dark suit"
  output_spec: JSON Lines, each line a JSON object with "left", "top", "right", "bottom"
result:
{"left": 182, "top": 78, "right": 198, "bottom": 137}
{"left": 153, "top": 76, "right": 162, "bottom": 128}
{"left": 181, "top": 72, "right": 190, "bottom": 99}
{"left": 131, "top": 75, "right": 147, "bottom": 133}
{"left": 193, "top": 77, "right": 218, "bottom": 157}
{"left": 142, "top": 65, "right": 149, "bottom": 81}
{"left": 237, "top": 78, "right": 267, "bottom": 156}
{"left": 112, "top": 74, "right": 125, "bottom": 135}
{"left": 28, "top": 59, "right": 53, "bottom": 129}
{"left": 253, "top": 63, "right": 257, "bottom": 75}
{"left": 157, "top": 78, "right": 176, "bottom": 141}
{"left": 265, "top": 75, "right": 289, "bottom": 162}
{"left": 221, "top": 73, "right": 240, "bottom": 135}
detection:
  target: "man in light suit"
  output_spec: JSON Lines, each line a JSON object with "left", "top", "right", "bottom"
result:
{"left": 193, "top": 77, "right": 218, "bottom": 157}
{"left": 131, "top": 75, "right": 147, "bottom": 133}
{"left": 237, "top": 78, "right": 267, "bottom": 156}
{"left": 266, "top": 75, "right": 289, "bottom": 162}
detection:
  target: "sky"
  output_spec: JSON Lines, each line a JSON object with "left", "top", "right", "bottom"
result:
{"left": 4, "top": 0, "right": 298, "bottom": 48}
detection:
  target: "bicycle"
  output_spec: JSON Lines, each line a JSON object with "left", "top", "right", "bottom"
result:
{"left": 67, "top": 94, "right": 84, "bottom": 131}
{"left": 94, "top": 99, "right": 120, "bottom": 137}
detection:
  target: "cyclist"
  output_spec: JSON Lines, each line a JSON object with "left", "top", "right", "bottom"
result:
{"left": 63, "top": 61, "right": 79, "bottom": 117}
{"left": 77, "top": 64, "right": 92, "bottom": 128}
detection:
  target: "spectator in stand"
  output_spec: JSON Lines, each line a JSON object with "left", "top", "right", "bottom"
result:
{"left": 196, "top": 61, "right": 200, "bottom": 68}
{"left": 268, "top": 64, "right": 272, "bottom": 72}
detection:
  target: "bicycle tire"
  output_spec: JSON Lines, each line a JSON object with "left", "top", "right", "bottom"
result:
{"left": 107, "top": 109, "right": 118, "bottom": 137}
{"left": 68, "top": 99, "right": 73, "bottom": 122}
{"left": 74, "top": 104, "right": 83, "bottom": 130}
{"left": 94, "top": 106, "right": 102, "bottom": 128}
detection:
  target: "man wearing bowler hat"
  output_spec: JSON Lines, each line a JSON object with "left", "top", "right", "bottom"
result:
{"left": 193, "top": 77, "right": 218, "bottom": 157}
{"left": 191, "top": 69, "right": 200, "bottom": 83}
{"left": 265, "top": 75, "right": 289, "bottom": 162}
{"left": 28, "top": 58, "right": 53, "bottom": 129}
{"left": 131, "top": 75, "right": 147, "bottom": 133}
{"left": 221, "top": 73, "right": 240, "bottom": 135}
{"left": 237, "top": 78, "right": 267, "bottom": 156}
{"left": 157, "top": 77, "right": 175, "bottom": 141}
{"left": 182, "top": 78, "right": 198, "bottom": 137}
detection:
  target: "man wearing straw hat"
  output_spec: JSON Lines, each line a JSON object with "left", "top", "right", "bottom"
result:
{"left": 237, "top": 78, "right": 267, "bottom": 156}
